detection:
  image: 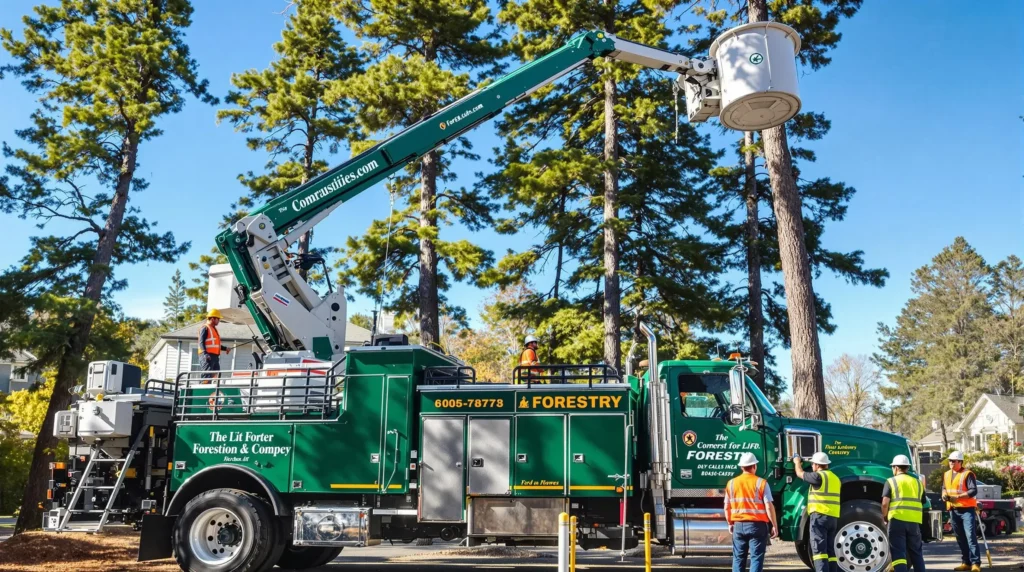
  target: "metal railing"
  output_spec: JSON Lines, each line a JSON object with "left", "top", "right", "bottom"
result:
{"left": 421, "top": 366, "right": 477, "bottom": 386}
{"left": 172, "top": 357, "right": 346, "bottom": 421}
{"left": 512, "top": 364, "right": 622, "bottom": 387}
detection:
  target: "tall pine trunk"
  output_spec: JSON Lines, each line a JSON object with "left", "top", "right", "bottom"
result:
{"left": 418, "top": 148, "right": 441, "bottom": 348}
{"left": 748, "top": 0, "right": 826, "bottom": 420}
{"left": 743, "top": 131, "right": 766, "bottom": 391}
{"left": 15, "top": 133, "right": 140, "bottom": 533}
{"left": 296, "top": 110, "right": 317, "bottom": 281}
{"left": 601, "top": 5, "right": 622, "bottom": 372}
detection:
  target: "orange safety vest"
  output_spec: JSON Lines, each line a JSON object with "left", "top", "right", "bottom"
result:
{"left": 200, "top": 323, "right": 222, "bottom": 356}
{"left": 726, "top": 473, "right": 770, "bottom": 523}
{"left": 519, "top": 348, "right": 544, "bottom": 380}
{"left": 943, "top": 469, "right": 977, "bottom": 509}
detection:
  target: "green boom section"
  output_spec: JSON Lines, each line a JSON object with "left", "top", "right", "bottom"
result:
{"left": 217, "top": 31, "right": 617, "bottom": 350}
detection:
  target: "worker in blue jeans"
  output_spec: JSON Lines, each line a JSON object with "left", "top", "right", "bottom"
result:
{"left": 882, "top": 455, "right": 927, "bottom": 572}
{"left": 725, "top": 453, "right": 779, "bottom": 572}
{"left": 943, "top": 451, "right": 981, "bottom": 572}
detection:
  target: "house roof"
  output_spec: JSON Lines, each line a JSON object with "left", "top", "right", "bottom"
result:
{"left": 918, "top": 429, "right": 953, "bottom": 446}
{"left": 147, "top": 320, "right": 373, "bottom": 361}
{"left": 956, "top": 393, "right": 1024, "bottom": 431}
{"left": 1, "top": 349, "right": 38, "bottom": 365}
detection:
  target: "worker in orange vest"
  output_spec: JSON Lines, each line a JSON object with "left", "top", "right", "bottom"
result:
{"left": 199, "top": 309, "right": 230, "bottom": 380}
{"left": 942, "top": 451, "right": 980, "bottom": 572}
{"left": 725, "top": 452, "right": 779, "bottom": 572}
{"left": 518, "top": 335, "right": 544, "bottom": 383}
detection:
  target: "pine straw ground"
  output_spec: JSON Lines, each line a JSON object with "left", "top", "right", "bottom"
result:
{"left": 0, "top": 529, "right": 177, "bottom": 572}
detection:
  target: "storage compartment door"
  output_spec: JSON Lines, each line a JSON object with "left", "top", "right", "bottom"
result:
{"left": 468, "top": 417, "right": 510, "bottom": 495}
{"left": 419, "top": 417, "right": 465, "bottom": 522}
{"left": 513, "top": 415, "right": 565, "bottom": 496}
{"left": 568, "top": 414, "right": 627, "bottom": 497}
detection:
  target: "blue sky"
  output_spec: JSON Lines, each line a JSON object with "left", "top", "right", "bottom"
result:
{"left": 0, "top": 1, "right": 1020, "bottom": 388}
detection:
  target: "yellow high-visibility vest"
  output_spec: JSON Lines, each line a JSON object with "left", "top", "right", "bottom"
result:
{"left": 807, "top": 470, "right": 841, "bottom": 518}
{"left": 887, "top": 473, "right": 923, "bottom": 524}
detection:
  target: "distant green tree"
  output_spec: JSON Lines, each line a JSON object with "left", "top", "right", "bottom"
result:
{"left": 332, "top": 0, "right": 501, "bottom": 350}
{"left": 163, "top": 269, "right": 188, "bottom": 328}
{"left": 349, "top": 313, "right": 372, "bottom": 331}
{"left": 0, "top": 0, "right": 213, "bottom": 531}
{"left": 217, "top": 0, "right": 362, "bottom": 280}
{"left": 986, "top": 255, "right": 1024, "bottom": 395}
{"left": 875, "top": 238, "right": 995, "bottom": 441}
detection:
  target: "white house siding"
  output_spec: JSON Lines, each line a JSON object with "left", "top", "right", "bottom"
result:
{"left": 961, "top": 398, "right": 1021, "bottom": 454}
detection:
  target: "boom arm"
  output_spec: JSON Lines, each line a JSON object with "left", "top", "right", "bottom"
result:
{"left": 216, "top": 31, "right": 714, "bottom": 359}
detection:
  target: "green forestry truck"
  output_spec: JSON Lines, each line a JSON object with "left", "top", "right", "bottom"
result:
{"left": 40, "top": 23, "right": 941, "bottom": 572}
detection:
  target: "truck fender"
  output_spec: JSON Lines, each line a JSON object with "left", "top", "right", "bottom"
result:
{"left": 165, "top": 465, "right": 290, "bottom": 516}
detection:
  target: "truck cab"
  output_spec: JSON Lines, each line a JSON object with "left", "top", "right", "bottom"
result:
{"left": 655, "top": 360, "right": 943, "bottom": 572}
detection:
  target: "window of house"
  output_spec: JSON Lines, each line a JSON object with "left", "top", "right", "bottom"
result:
{"left": 9, "top": 366, "right": 27, "bottom": 382}
{"left": 190, "top": 343, "right": 201, "bottom": 371}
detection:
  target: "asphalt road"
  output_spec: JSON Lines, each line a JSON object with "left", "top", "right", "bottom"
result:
{"left": 302, "top": 534, "right": 1023, "bottom": 571}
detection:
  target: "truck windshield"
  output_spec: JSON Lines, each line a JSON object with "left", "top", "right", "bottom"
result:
{"left": 745, "top": 378, "right": 778, "bottom": 416}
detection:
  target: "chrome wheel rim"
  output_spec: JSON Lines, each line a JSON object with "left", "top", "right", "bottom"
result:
{"left": 189, "top": 507, "right": 245, "bottom": 565}
{"left": 835, "top": 521, "right": 888, "bottom": 572}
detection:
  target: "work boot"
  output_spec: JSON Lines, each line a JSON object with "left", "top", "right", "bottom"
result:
{"left": 953, "top": 565, "right": 970, "bottom": 571}
{"left": 970, "top": 565, "right": 981, "bottom": 572}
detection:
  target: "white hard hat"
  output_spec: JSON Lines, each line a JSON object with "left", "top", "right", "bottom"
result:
{"left": 891, "top": 455, "right": 912, "bottom": 467}
{"left": 811, "top": 452, "right": 831, "bottom": 465}
{"left": 524, "top": 335, "right": 538, "bottom": 345}
{"left": 948, "top": 451, "right": 964, "bottom": 461}
{"left": 738, "top": 452, "right": 759, "bottom": 467}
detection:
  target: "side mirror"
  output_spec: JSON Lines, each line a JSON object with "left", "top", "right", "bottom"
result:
{"left": 728, "top": 368, "right": 746, "bottom": 426}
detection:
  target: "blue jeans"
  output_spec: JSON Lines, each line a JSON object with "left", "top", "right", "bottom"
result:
{"left": 732, "top": 521, "right": 769, "bottom": 572}
{"left": 949, "top": 509, "right": 980, "bottom": 565}
{"left": 809, "top": 513, "right": 838, "bottom": 572}
{"left": 888, "top": 519, "right": 926, "bottom": 572}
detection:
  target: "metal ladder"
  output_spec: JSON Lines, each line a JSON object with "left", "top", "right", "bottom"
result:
{"left": 57, "top": 433, "right": 143, "bottom": 533}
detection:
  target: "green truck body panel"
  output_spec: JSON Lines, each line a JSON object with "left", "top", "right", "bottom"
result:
{"left": 170, "top": 347, "right": 918, "bottom": 546}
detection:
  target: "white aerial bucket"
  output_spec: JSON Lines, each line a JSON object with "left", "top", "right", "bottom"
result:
{"left": 710, "top": 22, "right": 801, "bottom": 131}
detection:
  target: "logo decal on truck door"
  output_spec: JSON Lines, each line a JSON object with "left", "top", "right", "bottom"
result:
{"left": 683, "top": 430, "right": 698, "bottom": 446}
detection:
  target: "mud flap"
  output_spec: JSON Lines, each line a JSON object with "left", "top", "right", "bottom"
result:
{"left": 137, "top": 513, "right": 174, "bottom": 561}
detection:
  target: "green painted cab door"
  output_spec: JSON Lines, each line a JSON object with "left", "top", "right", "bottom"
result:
{"left": 670, "top": 372, "right": 768, "bottom": 489}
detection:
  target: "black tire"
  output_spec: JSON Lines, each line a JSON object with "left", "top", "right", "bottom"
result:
{"left": 275, "top": 546, "right": 342, "bottom": 570}
{"left": 835, "top": 499, "right": 890, "bottom": 572}
{"left": 173, "top": 489, "right": 279, "bottom": 572}
{"left": 796, "top": 538, "right": 813, "bottom": 569}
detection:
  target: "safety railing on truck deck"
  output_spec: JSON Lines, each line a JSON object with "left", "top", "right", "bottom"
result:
{"left": 171, "top": 356, "right": 346, "bottom": 421}
{"left": 142, "top": 379, "right": 177, "bottom": 399}
{"left": 421, "top": 366, "right": 478, "bottom": 386}
{"left": 512, "top": 364, "right": 622, "bottom": 387}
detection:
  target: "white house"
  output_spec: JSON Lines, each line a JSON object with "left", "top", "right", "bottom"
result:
{"left": 918, "top": 427, "right": 959, "bottom": 455}
{"left": 0, "top": 350, "right": 43, "bottom": 394}
{"left": 955, "top": 393, "right": 1024, "bottom": 455}
{"left": 146, "top": 320, "right": 371, "bottom": 381}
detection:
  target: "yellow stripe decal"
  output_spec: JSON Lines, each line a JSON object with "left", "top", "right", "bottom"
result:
{"left": 569, "top": 485, "right": 634, "bottom": 491}
{"left": 330, "top": 484, "right": 379, "bottom": 489}
{"left": 329, "top": 483, "right": 404, "bottom": 490}
{"left": 513, "top": 485, "right": 564, "bottom": 490}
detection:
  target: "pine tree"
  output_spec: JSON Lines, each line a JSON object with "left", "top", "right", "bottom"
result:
{"left": 875, "top": 238, "right": 995, "bottom": 439}
{"left": 0, "top": 0, "right": 213, "bottom": 531}
{"left": 693, "top": 0, "right": 865, "bottom": 416}
{"left": 708, "top": 115, "right": 887, "bottom": 401}
{"left": 987, "top": 255, "right": 1024, "bottom": 395}
{"left": 163, "top": 269, "right": 188, "bottom": 328}
{"left": 487, "top": 0, "right": 730, "bottom": 369}
{"left": 217, "top": 0, "right": 362, "bottom": 280}
{"left": 332, "top": 0, "right": 501, "bottom": 349}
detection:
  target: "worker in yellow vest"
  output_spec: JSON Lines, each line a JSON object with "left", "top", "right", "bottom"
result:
{"left": 724, "top": 452, "right": 779, "bottom": 572}
{"left": 943, "top": 451, "right": 980, "bottom": 572}
{"left": 882, "top": 455, "right": 926, "bottom": 572}
{"left": 794, "top": 452, "right": 840, "bottom": 572}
